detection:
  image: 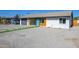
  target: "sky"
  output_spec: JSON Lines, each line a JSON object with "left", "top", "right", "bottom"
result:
{"left": 0, "top": 10, "right": 79, "bottom": 17}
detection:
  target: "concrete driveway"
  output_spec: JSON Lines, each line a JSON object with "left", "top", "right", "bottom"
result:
{"left": 0, "top": 26, "right": 79, "bottom": 48}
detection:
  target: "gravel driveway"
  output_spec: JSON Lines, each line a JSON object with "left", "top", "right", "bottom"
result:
{"left": 0, "top": 26, "right": 79, "bottom": 48}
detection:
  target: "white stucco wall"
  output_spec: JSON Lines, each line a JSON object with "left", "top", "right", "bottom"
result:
{"left": 27, "top": 19, "right": 30, "bottom": 26}
{"left": 46, "top": 17, "right": 70, "bottom": 29}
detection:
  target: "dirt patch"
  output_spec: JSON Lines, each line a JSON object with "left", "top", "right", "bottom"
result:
{"left": 65, "top": 38, "right": 79, "bottom": 48}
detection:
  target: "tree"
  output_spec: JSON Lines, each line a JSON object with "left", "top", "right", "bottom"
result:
{"left": 15, "top": 14, "right": 20, "bottom": 19}
{"left": 73, "top": 17, "right": 78, "bottom": 20}
{"left": 0, "top": 17, "right": 2, "bottom": 20}
{"left": 14, "top": 14, "right": 21, "bottom": 24}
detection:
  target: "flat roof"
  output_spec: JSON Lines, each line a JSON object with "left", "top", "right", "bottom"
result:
{"left": 20, "top": 11, "right": 72, "bottom": 18}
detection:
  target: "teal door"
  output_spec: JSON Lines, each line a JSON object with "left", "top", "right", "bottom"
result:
{"left": 36, "top": 19, "right": 40, "bottom": 27}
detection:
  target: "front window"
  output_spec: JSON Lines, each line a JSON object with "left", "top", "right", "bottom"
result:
{"left": 59, "top": 18, "right": 66, "bottom": 24}
{"left": 40, "top": 19, "right": 44, "bottom": 23}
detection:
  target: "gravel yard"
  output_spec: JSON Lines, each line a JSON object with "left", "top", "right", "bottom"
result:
{"left": 0, "top": 25, "right": 79, "bottom": 48}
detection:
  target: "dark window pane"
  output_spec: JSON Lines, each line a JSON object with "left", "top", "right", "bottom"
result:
{"left": 63, "top": 18, "right": 66, "bottom": 24}
{"left": 59, "top": 18, "right": 63, "bottom": 23}
{"left": 59, "top": 18, "right": 66, "bottom": 24}
{"left": 40, "top": 19, "right": 44, "bottom": 23}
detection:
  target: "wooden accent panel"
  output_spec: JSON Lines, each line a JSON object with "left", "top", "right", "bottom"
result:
{"left": 39, "top": 23, "right": 43, "bottom": 27}
{"left": 44, "top": 19, "right": 46, "bottom": 26}
{"left": 39, "top": 18, "right": 46, "bottom": 28}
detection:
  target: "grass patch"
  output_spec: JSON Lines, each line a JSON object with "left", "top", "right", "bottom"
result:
{"left": 0, "top": 26, "right": 36, "bottom": 33}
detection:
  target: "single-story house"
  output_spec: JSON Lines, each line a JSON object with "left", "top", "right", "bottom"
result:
{"left": 0, "top": 11, "right": 73, "bottom": 29}
{"left": 20, "top": 11, "right": 73, "bottom": 29}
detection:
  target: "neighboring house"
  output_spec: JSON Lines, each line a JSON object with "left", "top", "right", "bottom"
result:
{"left": 0, "top": 11, "right": 73, "bottom": 29}
{"left": 77, "top": 18, "right": 79, "bottom": 25}
{"left": 73, "top": 17, "right": 79, "bottom": 26}
{"left": 20, "top": 11, "right": 73, "bottom": 29}
{"left": 0, "top": 17, "right": 27, "bottom": 25}
{"left": 73, "top": 19, "right": 77, "bottom": 26}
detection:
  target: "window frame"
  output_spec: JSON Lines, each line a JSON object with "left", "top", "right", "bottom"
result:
{"left": 59, "top": 18, "right": 66, "bottom": 24}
